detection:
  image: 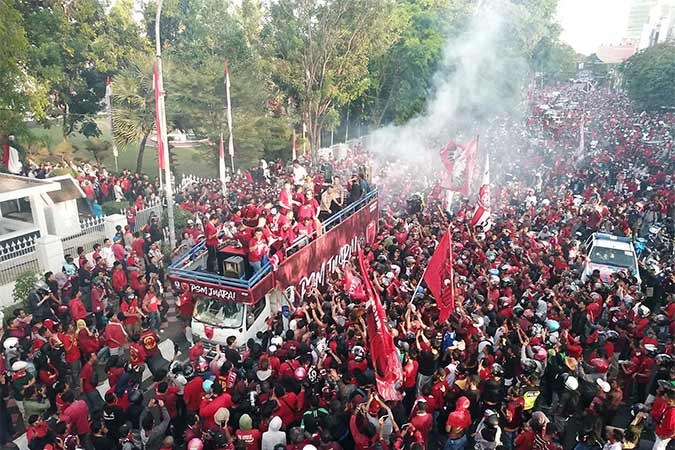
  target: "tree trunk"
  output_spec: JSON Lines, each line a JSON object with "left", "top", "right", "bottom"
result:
{"left": 136, "top": 132, "right": 149, "bottom": 173}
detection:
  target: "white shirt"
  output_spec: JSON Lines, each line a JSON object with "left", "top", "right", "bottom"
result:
{"left": 292, "top": 165, "right": 307, "bottom": 185}
{"left": 100, "top": 246, "right": 115, "bottom": 269}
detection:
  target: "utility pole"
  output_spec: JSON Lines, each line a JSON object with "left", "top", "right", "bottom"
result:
{"left": 155, "top": 0, "right": 176, "bottom": 247}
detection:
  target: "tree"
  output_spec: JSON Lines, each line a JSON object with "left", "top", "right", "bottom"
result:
{"left": 531, "top": 36, "right": 580, "bottom": 81}
{"left": 364, "top": 0, "right": 465, "bottom": 126}
{"left": 111, "top": 56, "right": 157, "bottom": 173}
{"left": 16, "top": 0, "right": 146, "bottom": 138}
{"left": 0, "top": 0, "right": 48, "bottom": 138}
{"left": 142, "top": 0, "right": 292, "bottom": 168}
{"left": 622, "top": 44, "right": 675, "bottom": 110}
{"left": 264, "top": 0, "right": 403, "bottom": 157}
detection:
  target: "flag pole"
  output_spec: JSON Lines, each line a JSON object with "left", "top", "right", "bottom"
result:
{"left": 410, "top": 265, "right": 429, "bottom": 303}
{"left": 156, "top": 0, "right": 176, "bottom": 247}
{"left": 224, "top": 60, "right": 235, "bottom": 173}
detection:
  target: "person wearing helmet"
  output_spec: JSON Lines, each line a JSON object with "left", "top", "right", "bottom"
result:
{"left": 28, "top": 280, "right": 58, "bottom": 323}
{"left": 474, "top": 409, "right": 502, "bottom": 450}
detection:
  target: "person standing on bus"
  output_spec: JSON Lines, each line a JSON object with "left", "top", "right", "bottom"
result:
{"left": 205, "top": 214, "right": 220, "bottom": 273}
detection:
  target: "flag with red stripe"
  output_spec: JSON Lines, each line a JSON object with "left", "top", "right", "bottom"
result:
{"left": 153, "top": 62, "right": 166, "bottom": 170}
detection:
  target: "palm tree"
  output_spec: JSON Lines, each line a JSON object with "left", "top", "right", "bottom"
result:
{"left": 111, "top": 55, "right": 156, "bottom": 173}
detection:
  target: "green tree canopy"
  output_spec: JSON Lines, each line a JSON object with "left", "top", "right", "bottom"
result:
{"left": 622, "top": 44, "right": 675, "bottom": 111}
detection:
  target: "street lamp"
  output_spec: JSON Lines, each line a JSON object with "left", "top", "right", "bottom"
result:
{"left": 155, "top": 0, "right": 176, "bottom": 248}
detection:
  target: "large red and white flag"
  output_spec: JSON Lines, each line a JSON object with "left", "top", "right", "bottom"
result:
{"left": 440, "top": 137, "right": 478, "bottom": 196}
{"left": 424, "top": 228, "right": 455, "bottom": 322}
{"left": 470, "top": 157, "right": 491, "bottom": 230}
{"left": 357, "top": 249, "right": 402, "bottom": 401}
{"left": 219, "top": 133, "right": 227, "bottom": 193}
{"left": 153, "top": 62, "right": 166, "bottom": 170}
{"left": 2, "top": 143, "right": 22, "bottom": 174}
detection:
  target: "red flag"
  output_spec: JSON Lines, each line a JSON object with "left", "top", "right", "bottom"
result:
{"left": 153, "top": 62, "right": 166, "bottom": 170}
{"left": 357, "top": 249, "right": 402, "bottom": 401}
{"left": 440, "top": 137, "right": 478, "bottom": 196}
{"left": 424, "top": 229, "right": 455, "bottom": 322}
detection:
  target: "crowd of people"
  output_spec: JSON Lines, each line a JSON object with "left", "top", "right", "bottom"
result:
{"left": 1, "top": 84, "right": 674, "bottom": 450}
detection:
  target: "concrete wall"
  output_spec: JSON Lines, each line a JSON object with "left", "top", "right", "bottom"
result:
{"left": 0, "top": 282, "right": 17, "bottom": 310}
{"left": 45, "top": 200, "right": 81, "bottom": 237}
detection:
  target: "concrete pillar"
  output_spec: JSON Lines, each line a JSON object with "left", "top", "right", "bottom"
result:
{"left": 29, "top": 195, "right": 48, "bottom": 237}
{"left": 36, "top": 235, "right": 65, "bottom": 273}
{"left": 104, "top": 214, "right": 128, "bottom": 239}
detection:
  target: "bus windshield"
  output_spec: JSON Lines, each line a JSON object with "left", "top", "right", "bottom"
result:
{"left": 193, "top": 296, "right": 244, "bottom": 328}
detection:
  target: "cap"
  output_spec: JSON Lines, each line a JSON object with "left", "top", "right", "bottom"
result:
{"left": 11, "top": 361, "right": 28, "bottom": 372}
{"left": 596, "top": 378, "right": 611, "bottom": 393}
{"left": 202, "top": 379, "right": 214, "bottom": 393}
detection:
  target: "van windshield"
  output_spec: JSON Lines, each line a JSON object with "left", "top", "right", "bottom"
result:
{"left": 589, "top": 246, "right": 637, "bottom": 272}
{"left": 193, "top": 296, "right": 244, "bottom": 328}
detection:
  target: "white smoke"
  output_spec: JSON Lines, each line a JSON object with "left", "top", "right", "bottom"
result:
{"left": 368, "top": 0, "right": 531, "bottom": 163}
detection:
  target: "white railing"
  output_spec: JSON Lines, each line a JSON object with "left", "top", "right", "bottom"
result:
{"left": 62, "top": 216, "right": 107, "bottom": 259}
{"left": 179, "top": 174, "right": 214, "bottom": 190}
{"left": 121, "top": 198, "right": 163, "bottom": 233}
{"left": 0, "top": 234, "right": 40, "bottom": 285}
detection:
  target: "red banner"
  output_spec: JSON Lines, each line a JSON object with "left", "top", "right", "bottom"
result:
{"left": 274, "top": 197, "right": 379, "bottom": 300}
{"left": 357, "top": 249, "right": 402, "bottom": 401}
{"left": 424, "top": 228, "right": 455, "bottom": 322}
{"left": 169, "top": 276, "right": 273, "bottom": 305}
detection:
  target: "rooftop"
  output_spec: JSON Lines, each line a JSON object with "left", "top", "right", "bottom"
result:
{"left": 0, "top": 173, "right": 60, "bottom": 203}
{"left": 46, "top": 175, "right": 85, "bottom": 203}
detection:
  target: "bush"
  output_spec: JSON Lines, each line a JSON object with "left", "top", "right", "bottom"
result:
{"left": 163, "top": 206, "right": 193, "bottom": 233}
{"left": 101, "top": 199, "right": 125, "bottom": 216}
{"left": 51, "top": 167, "right": 78, "bottom": 177}
{"left": 13, "top": 270, "right": 39, "bottom": 305}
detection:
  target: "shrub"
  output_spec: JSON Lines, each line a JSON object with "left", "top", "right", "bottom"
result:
{"left": 101, "top": 200, "right": 125, "bottom": 216}
{"left": 13, "top": 270, "right": 39, "bottom": 306}
{"left": 52, "top": 167, "right": 78, "bottom": 177}
{"left": 163, "top": 206, "right": 193, "bottom": 233}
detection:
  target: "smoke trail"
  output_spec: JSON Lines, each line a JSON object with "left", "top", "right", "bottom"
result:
{"left": 368, "top": 0, "right": 532, "bottom": 163}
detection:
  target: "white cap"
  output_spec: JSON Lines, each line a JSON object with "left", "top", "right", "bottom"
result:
{"left": 3, "top": 337, "right": 18, "bottom": 350}
{"left": 11, "top": 361, "right": 27, "bottom": 372}
{"left": 596, "top": 378, "right": 611, "bottom": 393}
{"left": 564, "top": 376, "right": 579, "bottom": 391}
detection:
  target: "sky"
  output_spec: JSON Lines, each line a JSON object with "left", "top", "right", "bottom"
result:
{"left": 556, "top": 0, "right": 632, "bottom": 55}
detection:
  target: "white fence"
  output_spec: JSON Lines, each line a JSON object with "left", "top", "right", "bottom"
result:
{"left": 121, "top": 198, "right": 163, "bottom": 233}
{"left": 0, "top": 234, "right": 40, "bottom": 286}
{"left": 62, "top": 216, "right": 107, "bottom": 259}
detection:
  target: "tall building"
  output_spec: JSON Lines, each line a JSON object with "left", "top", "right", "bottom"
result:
{"left": 631, "top": 0, "right": 675, "bottom": 48}
{"left": 625, "top": 0, "right": 659, "bottom": 42}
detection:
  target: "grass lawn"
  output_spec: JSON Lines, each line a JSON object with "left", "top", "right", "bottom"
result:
{"left": 26, "top": 117, "right": 219, "bottom": 178}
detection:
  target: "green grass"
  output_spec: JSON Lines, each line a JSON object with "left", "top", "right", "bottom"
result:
{"left": 26, "top": 117, "right": 218, "bottom": 178}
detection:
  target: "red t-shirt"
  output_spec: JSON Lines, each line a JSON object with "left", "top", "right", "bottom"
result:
{"left": 80, "top": 362, "right": 96, "bottom": 393}
{"left": 205, "top": 221, "right": 219, "bottom": 246}
{"left": 409, "top": 413, "right": 433, "bottom": 444}
{"left": 655, "top": 406, "right": 675, "bottom": 439}
{"left": 248, "top": 237, "right": 269, "bottom": 263}
{"left": 235, "top": 429, "right": 262, "bottom": 450}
